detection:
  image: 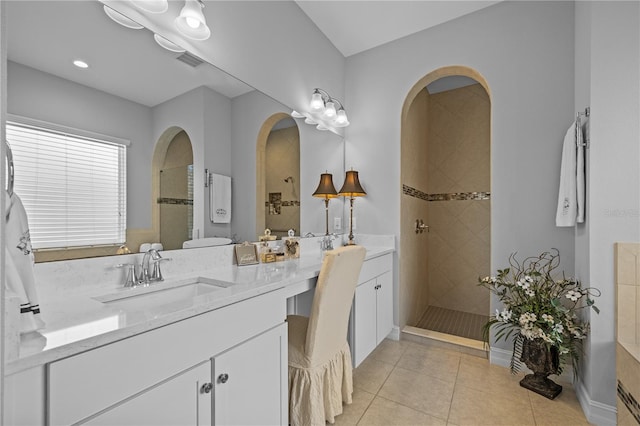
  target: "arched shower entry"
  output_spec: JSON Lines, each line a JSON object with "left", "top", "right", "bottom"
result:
{"left": 400, "top": 66, "right": 492, "bottom": 347}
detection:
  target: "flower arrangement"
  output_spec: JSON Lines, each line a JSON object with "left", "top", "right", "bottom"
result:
{"left": 479, "top": 249, "right": 600, "bottom": 376}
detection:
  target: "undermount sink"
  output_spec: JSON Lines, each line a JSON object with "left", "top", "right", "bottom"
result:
{"left": 94, "top": 277, "right": 233, "bottom": 312}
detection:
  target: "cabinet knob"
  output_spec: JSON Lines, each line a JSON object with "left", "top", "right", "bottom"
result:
{"left": 217, "top": 373, "right": 229, "bottom": 384}
{"left": 200, "top": 382, "right": 213, "bottom": 394}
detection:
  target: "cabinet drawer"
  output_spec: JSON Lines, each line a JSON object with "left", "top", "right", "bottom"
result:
{"left": 48, "top": 290, "right": 285, "bottom": 425}
{"left": 358, "top": 253, "right": 392, "bottom": 285}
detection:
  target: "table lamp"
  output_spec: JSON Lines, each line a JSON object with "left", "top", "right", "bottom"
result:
{"left": 312, "top": 172, "right": 338, "bottom": 236}
{"left": 338, "top": 170, "right": 366, "bottom": 245}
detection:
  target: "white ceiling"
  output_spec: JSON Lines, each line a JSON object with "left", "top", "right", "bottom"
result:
{"left": 295, "top": 0, "right": 502, "bottom": 57}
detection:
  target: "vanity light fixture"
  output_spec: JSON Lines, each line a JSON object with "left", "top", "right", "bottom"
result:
{"left": 291, "top": 88, "right": 350, "bottom": 132}
{"left": 312, "top": 173, "right": 339, "bottom": 236}
{"left": 338, "top": 169, "right": 366, "bottom": 246}
{"left": 131, "top": 0, "right": 169, "bottom": 14}
{"left": 103, "top": 5, "right": 144, "bottom": 29}
{"left": 175, "top": 0, "right": 211, "bottom": 41}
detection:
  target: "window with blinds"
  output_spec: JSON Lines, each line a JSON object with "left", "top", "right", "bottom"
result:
{"left": 7, "top": 120, "right": 127, "bottom": 250}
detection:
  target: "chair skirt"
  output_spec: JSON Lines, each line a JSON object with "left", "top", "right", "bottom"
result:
{"left": 288, "top": 315, "right": 353, "bottom": 426}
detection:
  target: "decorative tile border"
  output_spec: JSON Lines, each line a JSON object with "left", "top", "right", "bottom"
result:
{"left": 265, "top": 201, "right": 301, "bottom": 207}
{"left": 402, "top": 184, "right": 490, "bottom": 202}
{"left": 157, "top": 197, "right": 193, "bottom": 206}
{"left": 618, "top": 380, "right": 640, "bottom": 424}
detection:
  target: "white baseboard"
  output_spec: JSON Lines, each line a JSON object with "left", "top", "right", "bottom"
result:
{"left": 388, "top": 326, "right": 400, "bottom": 341}
{"left": 575, "top": 378, "right": 617, "bottom": 426}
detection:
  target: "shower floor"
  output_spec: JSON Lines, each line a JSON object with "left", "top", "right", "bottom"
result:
{"left": 415, "top": 306, "right": 489, "bottom": 342}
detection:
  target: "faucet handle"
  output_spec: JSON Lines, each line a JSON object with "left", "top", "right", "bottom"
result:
{"left": 115, "top": 263, "right": 138, "bottom": 287}
{"left": 151, "top": 257, "right": 172, "bottom": 281}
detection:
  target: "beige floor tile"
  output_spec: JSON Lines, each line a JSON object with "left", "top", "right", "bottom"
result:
{"left": 448, "top": 384, "right": 535, "bottom": 425}
{"left": 397, "top": 344, "right": 461, "bottom": 383}
{"left": 529, "top": 385, "right": 592, "bottom": 425}
{"left": 353, "top": 357, "right": 395, "bottom": 394}
{"left": 378, "top": 366, "right": 454, "bottom": 420}
{"left": 332, "top": 388, "right": 376, "bottom": 426}
{"left": 369, "top": 339, "right": 411, "bottom": 366}
{"left": 455, "top": 356, "right": 531, "bottom": 402}
{"left": 357, "top": 396, "right": 447, "bottom": 425}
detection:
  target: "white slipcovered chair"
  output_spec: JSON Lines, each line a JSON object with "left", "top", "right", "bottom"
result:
{"left": 287, "top": 245, "right": 366, "bottom": 426}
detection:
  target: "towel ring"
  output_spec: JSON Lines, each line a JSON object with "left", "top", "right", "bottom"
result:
{"left": 4, "top": 139, "right": 14, "bottom": 197}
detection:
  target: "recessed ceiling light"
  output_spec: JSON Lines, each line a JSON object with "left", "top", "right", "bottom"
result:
{"left": 73, "top": 60, "right": 89, "bottom": 69}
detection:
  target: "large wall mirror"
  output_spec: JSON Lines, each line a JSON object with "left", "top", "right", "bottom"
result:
{"left": 5, "top": 0, "right": 345, "bottom": 260}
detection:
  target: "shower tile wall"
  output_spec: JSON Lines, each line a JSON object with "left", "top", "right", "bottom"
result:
{"left": 265, "top": 126, "right": 300, "bottom": 237}
{"left": 426, "top": 84, "right": 490, "bottom": 316}
{"left": 400, "top": 89, "right": 430, "bottom": 327}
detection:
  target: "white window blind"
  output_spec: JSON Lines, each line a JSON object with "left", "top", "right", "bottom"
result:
{"left": 7, "top": 121, "right": 127, "bottom": 250}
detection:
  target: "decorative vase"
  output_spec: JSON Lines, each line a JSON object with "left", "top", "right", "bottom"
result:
{"left": 519, "top": 336, "right": 563, "bottom": 400}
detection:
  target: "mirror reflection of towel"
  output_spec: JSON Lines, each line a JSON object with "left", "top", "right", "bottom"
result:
{"left": 5, "top": 192, "right": 45, "bottom": 333}
{"left": 210, "top": 174, "right": 231, "bottom": 223}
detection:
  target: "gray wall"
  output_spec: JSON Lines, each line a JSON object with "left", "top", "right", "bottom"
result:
{"left": 344, "top": 0, "right": 576, "bottom": 329}
{"left": 574, "top": 1, "right": 640, "bottom": 421}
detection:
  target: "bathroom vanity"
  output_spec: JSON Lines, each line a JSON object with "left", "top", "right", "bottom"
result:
{"left": 4, "top": 237, "right": 394, "bottom": 425}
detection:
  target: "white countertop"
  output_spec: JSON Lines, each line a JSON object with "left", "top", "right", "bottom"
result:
{"left": 7, "top": 246, "right": 394, "bottom": 375}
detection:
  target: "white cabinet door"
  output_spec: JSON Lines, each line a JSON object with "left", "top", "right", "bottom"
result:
{"left": 84, "top": 362, "right": 211, "bottom": 426}
{"left": 213, "top": 323, "right": 287, "bottom": 426}
{"left": 375, "top": 271, "right": 393, "bottom": 345}
{"left": 353, "top": 278, "right": 378, "bottom": 367}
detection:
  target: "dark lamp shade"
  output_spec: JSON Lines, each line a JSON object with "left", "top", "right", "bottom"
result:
{"left": 339, "top": 170, "right": 366, "bottom": 197}
{"left": 312, "top": 173, "right": 338, "bottom": 198}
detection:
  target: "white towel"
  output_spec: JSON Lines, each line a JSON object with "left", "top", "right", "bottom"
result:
{"left": 210, "top": 174, "right": 231, "bottom": 223}
{"left": 556, "top": 121, "right": 584, "bottom": 227}
{"left": 5, "top": 192, "right": 45, "bottom": 333}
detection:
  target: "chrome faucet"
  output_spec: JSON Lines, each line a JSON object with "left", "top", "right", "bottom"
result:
{"left": 138, "top": 249, "right": 171, "bottom": 285}
{"left": 319, "top": 234, "right": 337, "bottom": 251}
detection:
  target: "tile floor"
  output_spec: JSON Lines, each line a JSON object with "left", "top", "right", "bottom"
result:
{"left": 334, "top": 339, "right": 592, "bottom": 425}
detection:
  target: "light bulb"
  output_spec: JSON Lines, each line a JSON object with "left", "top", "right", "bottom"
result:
{"left": 186, "top": 17, "right": 200, "bottom": 29}
{"left": 175, "top": 0, "right": 211, "bottom": 40}
{"left": 310, "top": 91, "right": 324, "bottom": 112}
{"left": 323, "top": 101, "right": 336, "bottom": 118}
{"left": 334, "top": 109, "right": 349, "bottom": 127}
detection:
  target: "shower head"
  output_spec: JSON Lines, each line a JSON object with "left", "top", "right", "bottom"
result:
{"left": 284, "top": 176, "right": 293, "bottom": 183}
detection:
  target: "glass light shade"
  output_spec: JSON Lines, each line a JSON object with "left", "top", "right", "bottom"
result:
{"left": 316, "top": 123, "right": 329, "bottom": 131}
{"left": 291, "top": 110, "right": 305, "bottom": 118}
{"left": 339, "top": 170, "right": 366, "bottom": 197}
{"left": 323, "top": 101, "right": 337, "bottom": 118}
{"left": 310, "top": 91, "right": 324, "bottom": 112}
{"left": 312, "top": 173, "right": 338, "bottom": 198}
{"left": 103, "top": 5, "right": 144, "bottom": 29}
{"left": 334, "top": 109, "right": 349, "bottom": 127}
{"left": 175, "top": 0, "right": 211, "bottom": 40}
{"left": 154, "top": 34, "right": 186, "bottom": 53}
{"left": 305, "top": 117, "right": 318, "bottom": 125}
{"left": 132, "top": 0, "right": 168, "bottom": 14}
